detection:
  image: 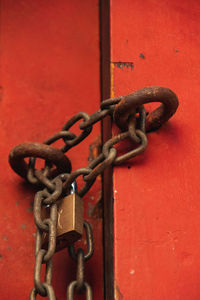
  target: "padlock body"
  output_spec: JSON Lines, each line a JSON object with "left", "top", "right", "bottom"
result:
{"left": 42, "top": 193, "right": 83, "bottom": 251}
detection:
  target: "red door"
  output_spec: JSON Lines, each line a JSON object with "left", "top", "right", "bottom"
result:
{"left": 1, "top": 1, "right": 200, "bottom": 300}
{"left": 111, "top": 1, "right": 200, "bottom": 299}
{"left": 0, "top": 1, "right": 103, "bottom": 299}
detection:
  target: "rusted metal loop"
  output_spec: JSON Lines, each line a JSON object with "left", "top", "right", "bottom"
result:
{"left": 78, "top": 177, "right": 96, "bottom": 198}
{"left": 34, "top": 190, "right": 50, "bottom": 232}
{"left": 113, "top": 86, "right": 179, "bottom": 132}
{"left": 62, "top": 168, "right": 91, "bottom": 193}
{"left": 34, "top": 249, "right": 51, "bottom": 296}
{"left": 34, "top": 169, "right": 55, "bottom": 191}
{"left": 42, "top": 177, "right": 63, "bottom": 205}
{"left": 27, "top": 131, "right": 74, "bottom": 185}
{"left": 9, "top": 142, "right": 72, "bottom": 180}
{"left": 102, "top": 129, "right": 148, "bottom": 165}
{"left": 43, "top": 216, "right": 57, "bottom": 262}
{"left": 79, "top": 109, "right": 112, "bottom": 130}
{"left": 137, "top": 105, "right": 146, "bottom": 133}
{"left": 100, "top": 96, "right": 123, "bottom": 110}
{"left": 76, "top": 249, "right": 85, "bottom": 293}
{"left": 66, "top": 281, "right": 93, "bottom": 300}
{"left": 83, "top": 148, "right": 116, "bottom": 182}
{"left": 30, "top": 283, "right": 56, "bottom": 300}
{"left": 62, "top": 112, "right": 92, "bottom": 152}
{"left": 34, "top": 188, "right": 58, "bottom": 232}
{"left": 44, "top": 131, "right": 76, "bottom": 145}
{"left": 68, "top": 221, "right": 94, "bottom": 262}
{"left": 125, "top": 105, "right": 147, "bottom": 144}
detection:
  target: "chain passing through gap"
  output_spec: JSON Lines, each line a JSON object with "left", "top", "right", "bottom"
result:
{"left": 9, "top": 86, "right": 179, "bottom": 299}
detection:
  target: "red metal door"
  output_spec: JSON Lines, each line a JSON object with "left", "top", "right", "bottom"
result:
{"left": 1, "top": 1, "right": 200, "bottom": 299}
{"left": 111, "top": 1, "right": 200, "bottom": 299}
{"left": 0, "top": 1, "right": 103, "bottom": 299}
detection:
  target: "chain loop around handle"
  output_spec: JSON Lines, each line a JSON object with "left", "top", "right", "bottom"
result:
{"left": 9, "top": 142, "right": 71, "bottom": 180}
{"left": 8, "top": 86, "right": 179, "bottom": 300}
{"left": 113, "top": 86, "right": 179, "bottom": 132}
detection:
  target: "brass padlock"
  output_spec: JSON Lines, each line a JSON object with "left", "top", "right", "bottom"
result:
{"left": 42, "top": 183, "right": 83, "bottom": 251}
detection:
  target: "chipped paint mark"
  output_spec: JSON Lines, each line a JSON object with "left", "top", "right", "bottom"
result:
{"left": 88, "top": 136, "right": 101, "bottom": 162}
{"left": 32, "top": 233, "right": 36, "bottom": 237}
{"left": 87, "top": 202, "right": 94, "bottom": 217}
{"left": 0, "top": 254, "right": 2, "bottom": 259}
{"left": 139, "top": 53, "right": 145, "bottom": 59}
{"left": 174, "top": 49, "right": 179, "bottom": 53}
{"left": 16, "top": 201, "right": 20, "bottom": 206}
{"left": 3, "top": 235, "right": 8, "bottom": 241}
{"left": 115, "top": 283, "right": 124, "bottom": 299}
{"left": 112, "top": 61, "right": 134, "bottom": 70}
{"left": 91, "top": 199, "right": 102, "bottom": 219}
{"left": 21, "top": 224, "right": 26, "bottom": 230}
{"left": 114, "top": 190, "right": 117, "bottom": 194}
{"left": 8, "top": 246, "right": 11, "bottom": 251}
{"left": 130, "top": 269, "right": 135, "bottom": 275}
{"left": 27, "top": 207, "right": 33, "bottom": 213}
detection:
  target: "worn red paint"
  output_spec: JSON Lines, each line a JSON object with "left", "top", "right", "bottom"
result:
{"left": 0, "top": 1, "right": 103, "bottom": 299}
{"left": 111, "top": 0, "right": 200, "bottom": 299}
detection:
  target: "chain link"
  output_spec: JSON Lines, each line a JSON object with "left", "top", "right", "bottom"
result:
{"left": 9, "top": 86, "right": 179, "bottom": 299}
{"left": 67, "top": 221, "right": 94, "bottom": 299}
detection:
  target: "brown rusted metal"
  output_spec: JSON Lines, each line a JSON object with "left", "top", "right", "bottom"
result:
{"left": 9, "top": 142, "right": 71, "bottom": 179}
{"left": 113, "top": 86, "right": 179, "bottom": 132}
{"left": 8, "top": 85, "right": 179, "bottom": 299}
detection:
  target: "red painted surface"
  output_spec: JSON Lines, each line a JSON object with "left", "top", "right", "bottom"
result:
{"left": 0, "top": 1, "right": 103, "bottom": 299}
{"left": 111, "top": 0, "right": 200, "bottom": 299}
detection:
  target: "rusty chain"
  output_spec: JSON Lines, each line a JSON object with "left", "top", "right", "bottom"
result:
{"left": 8, "top": 86, "right": 179, "bottom": 299}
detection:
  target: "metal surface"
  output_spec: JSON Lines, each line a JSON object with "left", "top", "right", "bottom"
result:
{"left": 0, "top": 1, "right": 103, "bottom": 299}
{"left": 67, "top": 221, "right": 94, "bottom": 300}
{"left": 9, "top": 142, "right": 72, "bottom": 179}
{"left": 111, "top": 0, "right": 200, "bottom": 299}
{"left": 113, "top": 86, "right": 179, "bottom": 132}
{"left": 8, "top": 84, "right": 178, "bottom": 298}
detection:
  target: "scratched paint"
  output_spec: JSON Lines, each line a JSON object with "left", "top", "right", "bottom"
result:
{"left": 112, "top": 61, "right": 134, "bottom": 70}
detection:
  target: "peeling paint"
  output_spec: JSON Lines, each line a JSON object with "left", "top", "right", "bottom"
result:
{"left": 139, "top": 53, "right": 145, "bottom": 59}
{"left": 130, "top": 269, "right": 135, "bottom": 275}
{"left": 115, "top": 283, "right": 124, "bottom": 299}
{"left": 112, "top": 61, "right": 134, "bottom": 70}
{"left": 27, "top": 207, "right": 33, "bottom": 213}
{"left": 21, "top": 224, "right": 26, "bottom": 230}
{"left": 88, "top": 136, "right": 101, "bottom": 162}
{"left": 2, "top": 235, "right": 8, "bottom": 241}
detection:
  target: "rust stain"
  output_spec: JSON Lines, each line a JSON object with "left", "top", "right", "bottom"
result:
{"left": 88, "top": 136, "right": 101, "bottom": 162}
{"left": 2, "top": 235, "right": 8, "bottom": 241}
{"left": 115, "top": 282, "right": 124, "bottom": 299}
{"left": 112, "top": 61, "right": 134, "bottom": 70}
{"left": 139, "top": 53, "right": 145, "bottom": 59}
{"left": 26, "top": 207, "right": 33, "bottom": 213}
{"left": 21, "top": 224, "right": 26, "bottom": 230}
{"left": 91, "top": 199, "right": 102, "bottom": 219}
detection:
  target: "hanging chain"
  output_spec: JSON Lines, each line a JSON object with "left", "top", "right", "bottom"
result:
{"left": 9, "top": 86, "right": 179, "bottom": 300}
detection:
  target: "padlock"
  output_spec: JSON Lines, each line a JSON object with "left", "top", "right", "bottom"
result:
{"left": 42, "top": 183, "right": 83, "bottom": 251}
